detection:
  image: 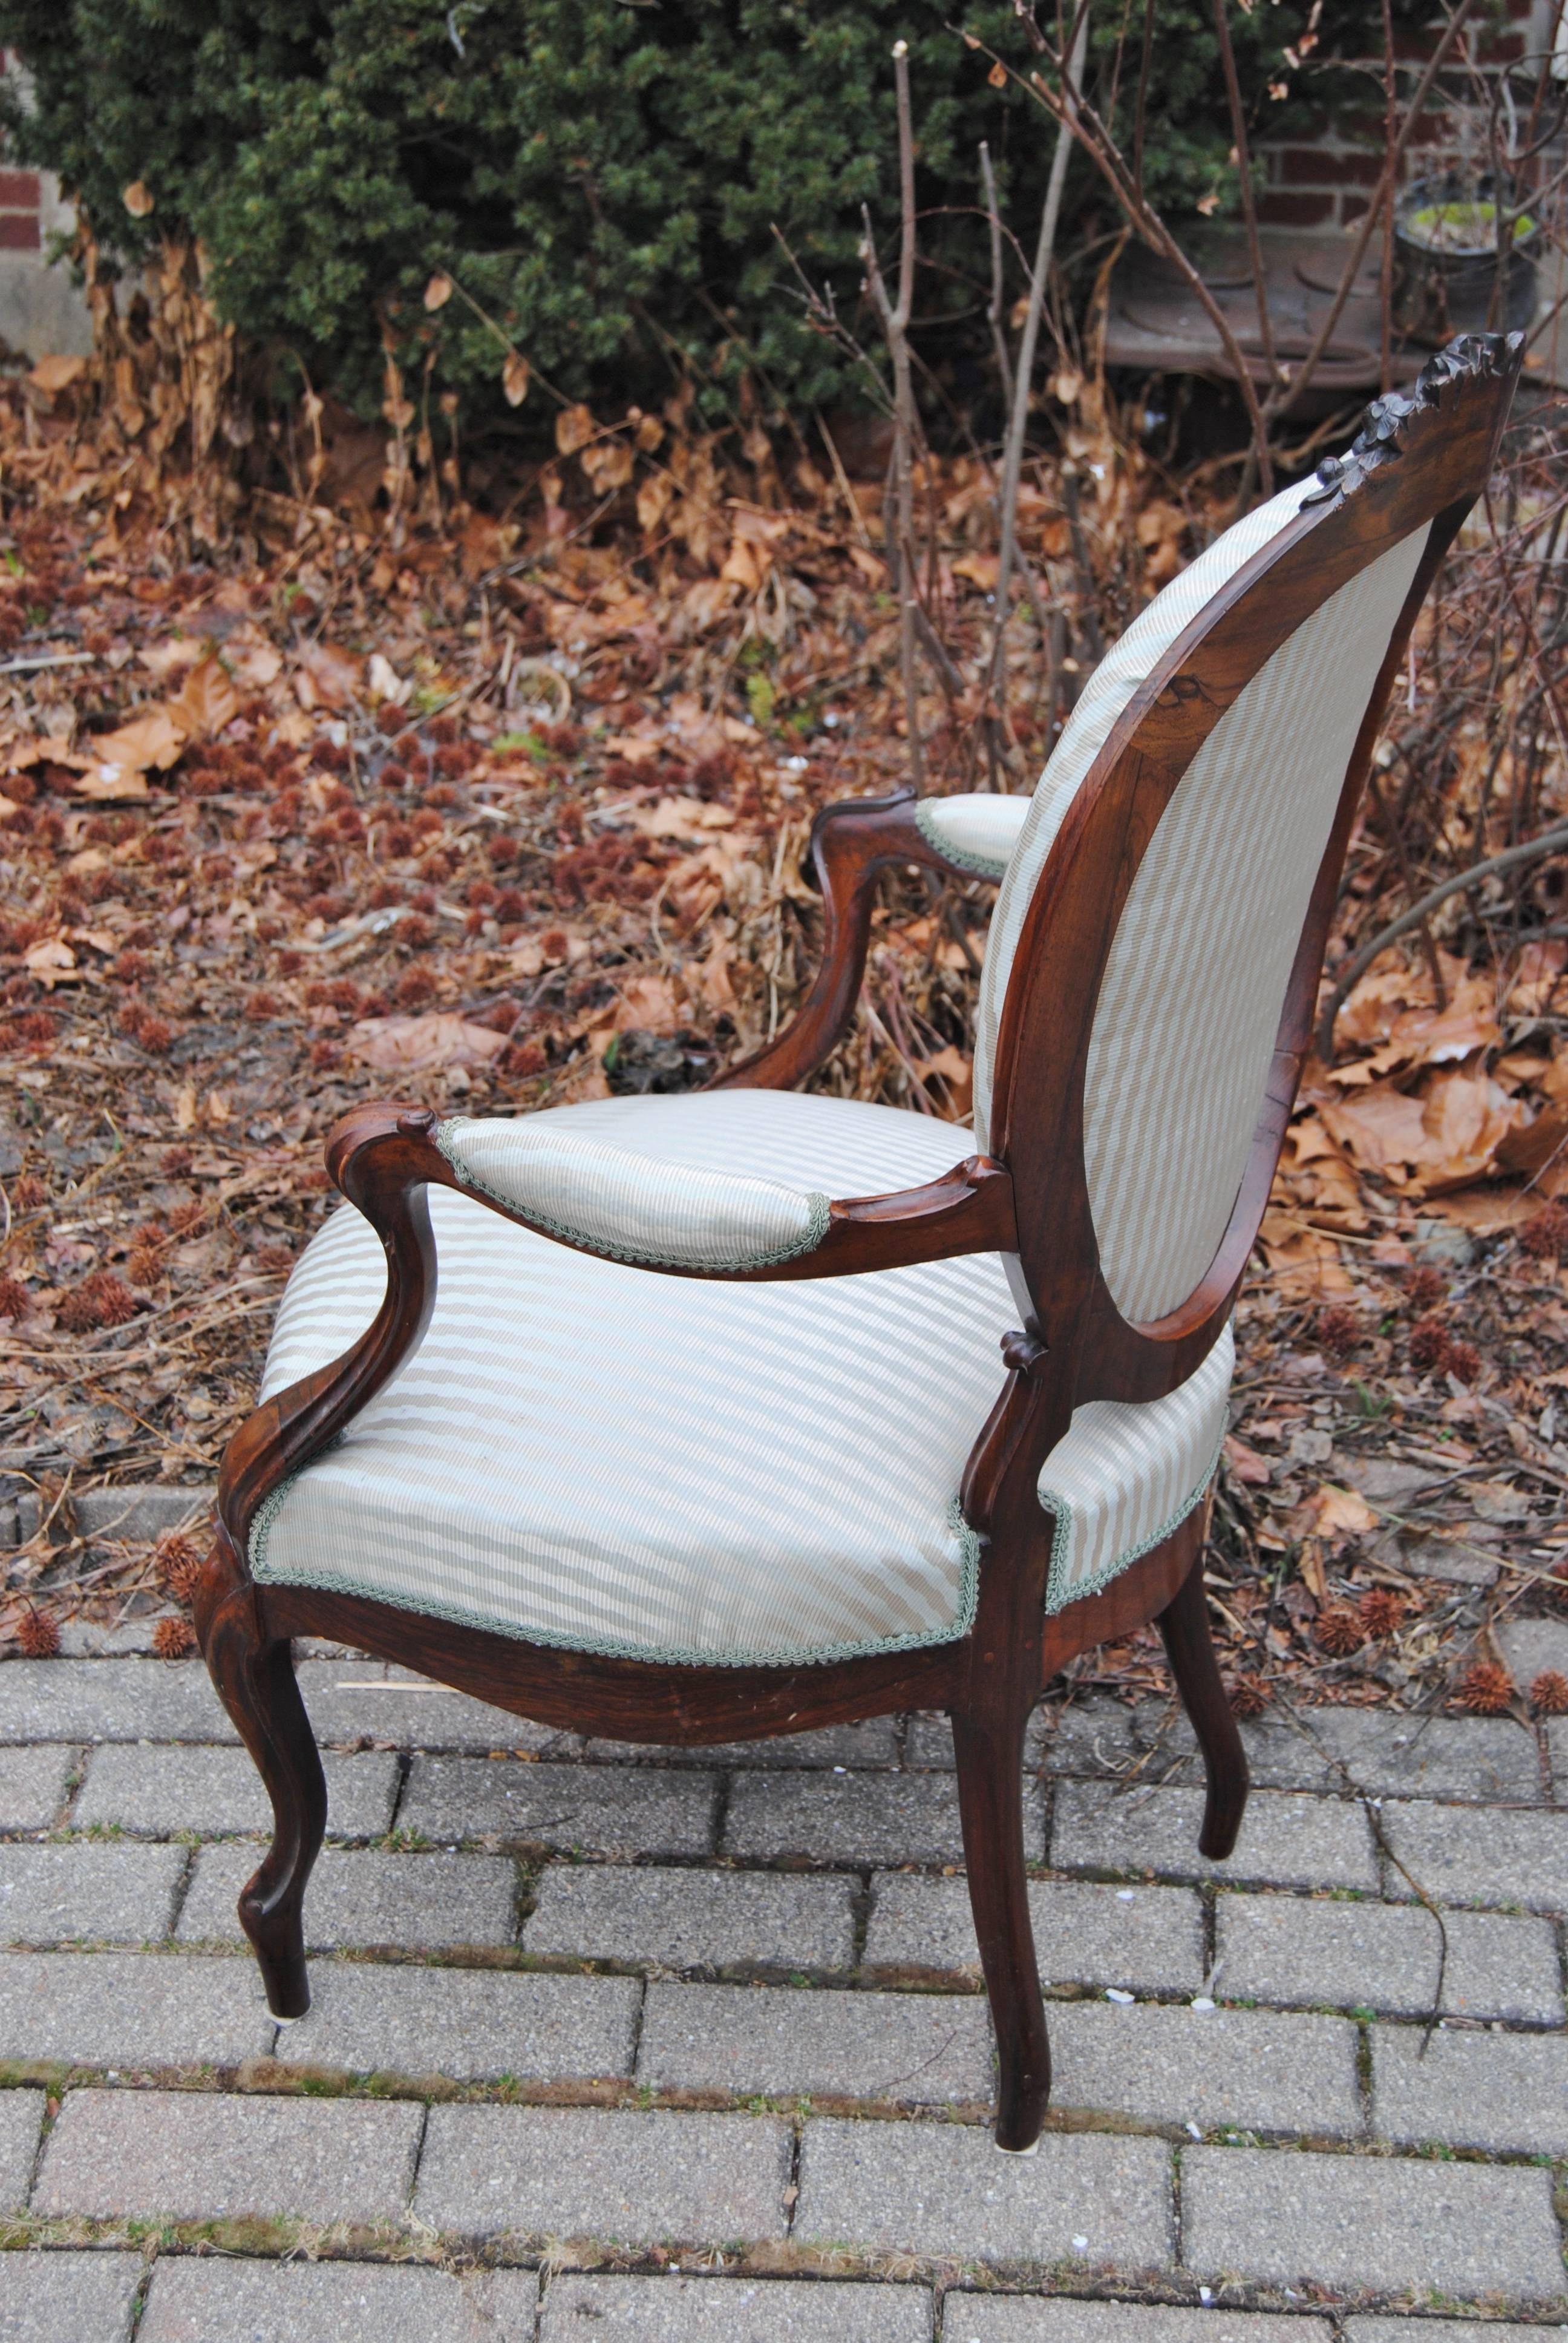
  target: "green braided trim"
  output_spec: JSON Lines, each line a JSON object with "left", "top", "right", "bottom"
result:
{"left": 1041, "top": 1421, "right": 1227, "bottom": 1616}
{"left": 914, "top": 797, "right": 1013, "bottom": 881}
{"left": 249, "top": 1488, "right": 982, "bottom": 1670}
{"left": 434, "top": 1120, "right": 831, "bottom": 1273}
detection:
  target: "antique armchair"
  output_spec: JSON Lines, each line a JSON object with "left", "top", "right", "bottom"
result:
{"left": 198, "top": 333, "right": 1520, "bottom": 2156}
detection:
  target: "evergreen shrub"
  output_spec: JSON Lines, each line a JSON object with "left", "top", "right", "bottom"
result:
{"left": 0, "top": 0, "right": 1368, "bottom": 419}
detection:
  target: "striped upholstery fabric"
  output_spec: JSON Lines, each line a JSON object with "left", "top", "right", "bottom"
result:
{"left": 975, "top": 474, "right": 1321, "bottom": 1147}
{"left": 1083, "top": 524, "right": 1430, "bottom": 1319}
{"left": 976, "top": 479, "right": 1429, "bottom": 1323}
{"left": 435, "top": 1114, "right": 829, "bottom": 1270}
{"left": 250, "top": 1089, "right": 1230, "bottom": 1658}
{"left": 915, "top": 792, "right": 1030, "bottom": 882}
{"left": 1042, "top": 1326, "right": 1232, "bottom": 1610}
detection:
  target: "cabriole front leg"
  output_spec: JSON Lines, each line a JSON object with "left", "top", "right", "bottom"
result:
{"left": 194, "top": 1529, "right": 326, "bottom": 2017}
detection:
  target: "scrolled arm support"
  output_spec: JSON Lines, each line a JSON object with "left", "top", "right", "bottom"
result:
{"left": 216, "top": 1103, "right": 453, "bottom": 1556}
{"left": 712, "top": 786, "right": 993, "bottom": 1093}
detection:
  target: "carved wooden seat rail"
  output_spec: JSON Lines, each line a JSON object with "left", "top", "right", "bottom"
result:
{"left": 197, "top": 333, "right": 1521, "bottom": 2155}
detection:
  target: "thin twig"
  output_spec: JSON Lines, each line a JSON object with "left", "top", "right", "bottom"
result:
{"left": 984, "top": 5, "right": 1087, "bottom": 751}
{"left": 860, "top": 41, "right": 926, "bottom": 786}
{"left": 1211, "top": 0, "right": 1282, "bottom": 418}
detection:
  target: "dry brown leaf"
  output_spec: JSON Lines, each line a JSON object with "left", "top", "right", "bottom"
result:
{"left": 1415, "top": 1067, "right": 1521, "bottom": 1192}
{"left": 679, "top": 577, "right": 740, "bottom": 632}
{"left": 74, "top": 766, "right": 150, "bottom": 803}
{"left": 1224, "top": 1434, "right": 1272, "bottom": 1486}
{"left": 28, "top": 353, "right": 87, "bottom": 396}
{"left": 636, "top": 472, "right": 673, "bottom": 533}
{"left": 695, "top": 937, "right": 738, "bottom": 1015}
{"left": 1506, "top": 938, "right": 1567, "bottom": 1016}
{"left": 82, "top": 707, "right": 184, "bottom": 789}
{"left": 423, "top": 272, "right": 454, "bottom": 311}
{"left": 915, "top": 1044, "right": 974, "bottom": 1119}
{"left": 501, "top": 350, "right": 530, "bottom": 408}
{"left": 1319, "top": 1084, "right": 1429, "bottom": 1173}
{"left": 24, "top": 938, "right": 75, "bottom": 981}
{"left": 1297, "top": 1536, "right": 1329, "bottom": 1600}
{"left": 615, "top": 972, "right": 679, "bottom": 1031}
{"left": 139, "top": 639, "right": 203, "bottom": 681}
{"left": 1310, "top": 1484, "right": 1379, "bottom": 1539}
{"left": 294, "top": 640, "right": 362, "bottom": 713}
{"left": 226, "top": 627, "right": 283, "bottom": 689}
{"left": 1423, "top": 1182, "right": 1555, "bottom": 1233}
{"left": 555, "top": 404, "right": 596, "bottom": 457}
{"left": 1255, "top": 1210, "right": 1355, "bottom": 1299}
{"left": 1498, "top": 1098, "right": 1568, "bottom": 1176}
{"left": 719, "top": 532, "right": 763, "bottom": 594}
{"left": 581, "top": 437, "right": 633, "bottom": 495}
{"left": 633, "top": 796, "right": 736, "bottom": 842}
{"left": 347, "top": 1014, "right": 508, "bottom": 1075}
{"left": 122, "top": 180, "right": 155, "bottom": 217}
{"left": 952, "top": 552, "right": 1001, "bottom": 591}
{"left": 167, "top": 654, "right": 239, "bottom": 742}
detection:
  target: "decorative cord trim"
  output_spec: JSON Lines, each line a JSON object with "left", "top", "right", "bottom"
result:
{"left": 248, "top": 1489, "right": 982, "bottom": 1670}
{"left": 913, "top": 798, "right": 1013, "bottom": 882}
{"left": 1040, "top": 1421, "right": 1227, "bottom": 1616}
{"left": 434, "top": 1120, "right": 832, "bottom": 1273}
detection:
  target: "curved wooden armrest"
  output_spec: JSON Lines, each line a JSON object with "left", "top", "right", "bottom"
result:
{"left": 217, "top": 1100, "right": 1018, "bottom": 1561}
{"left": 711, "top": 785, "right": 999, "bottom": 1092}
{"left": 217, "top": 1105, "right": 443, "bottom": 1555}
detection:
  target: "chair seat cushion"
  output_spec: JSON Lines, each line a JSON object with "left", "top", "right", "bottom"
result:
{"left": 251, "top": 1091, "right": 1229, "bottom": 1663}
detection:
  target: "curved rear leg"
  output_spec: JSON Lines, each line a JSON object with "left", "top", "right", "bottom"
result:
{"left": 1158, "top": 1542, "right": 1248, "bottom": 1860}
{"left": 952, "top": 1702, "right": 1050, "bottom": 2154}
{"left": 195, "top": 1531, "right": 325, "bottom": 2017}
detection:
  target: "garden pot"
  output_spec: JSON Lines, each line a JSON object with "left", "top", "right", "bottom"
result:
{"left": 1393, "top": 174, "right": 1540, "bottom": 344}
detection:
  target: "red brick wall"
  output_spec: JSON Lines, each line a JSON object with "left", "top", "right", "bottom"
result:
{"left": 1256, "top": 0, "right": 1544, "bottom": 231}
{"left": 0, "top": 168, "right": 40, "bottom": 252}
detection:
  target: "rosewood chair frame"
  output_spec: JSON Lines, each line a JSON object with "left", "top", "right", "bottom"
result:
{"left": 197, "top": 333, "right": 1520, "bottom": 2155}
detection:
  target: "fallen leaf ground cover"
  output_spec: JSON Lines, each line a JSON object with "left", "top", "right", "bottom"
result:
{"left": 1, "top": 365, "right": 1565, "bottom": 1722}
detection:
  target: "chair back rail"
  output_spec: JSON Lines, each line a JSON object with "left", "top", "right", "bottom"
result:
{"left": 984, "top": 334, "right": 1521, "bottom": 1483}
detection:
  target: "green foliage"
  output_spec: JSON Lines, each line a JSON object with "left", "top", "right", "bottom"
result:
{"left": 0, "top": 0, "right": 1361, "bottom": 419}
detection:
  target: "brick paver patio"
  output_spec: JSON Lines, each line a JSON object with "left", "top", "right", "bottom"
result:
{"left": 1, "top": 1632, "right": 1566, "bottom": 2336}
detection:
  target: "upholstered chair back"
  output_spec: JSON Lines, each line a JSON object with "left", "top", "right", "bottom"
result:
{"left": 975, "top": 475, "right": 1434, "bottom": 1331}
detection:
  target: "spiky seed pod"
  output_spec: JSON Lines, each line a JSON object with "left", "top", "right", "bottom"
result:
{"left": 1316, "top": 1607, "right": 1365, "bottom": 1656}
{"left": 1518, "top": 1203, "right": 1568, "bottom": 1260}
{"left": 1455, "top": 1659, "right": 1515, "bottom": 1715}
{"left": 155, "top": 1533, "right": 204, "bottom": 1601}
{"left": 1227, "top": 1676, "right": 1269, "bottom": 1719}
{"left": 15, "top": 1606, "right": 60, "bottom": 1658}
{"left": 1317, "top": 1306, "right": 1361, "bottom": 1360}
{"left": 1409, "top": 1316, "right": 1452, "bottom": 1371}
{"left": 1359, "top": 1588, "right": 1405, "bottom": 1639}
{"left": 152, "top": 1615, "right": 197, "bottom": 1660}
{"left": 1403, "top": 1264, "right": 1447, "bottom": 1312}
{"left": 56, "top": 1270, "right": 138, "bottom": 1334}
{"left": 1529, "top": 1670, "right": 1568, "bottom": 1717}
{"left": 1445, "top": 1339, "right": 1481, "bottom": 1385}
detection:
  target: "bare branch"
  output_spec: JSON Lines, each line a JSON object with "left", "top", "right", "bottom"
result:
{"left": 984, "top": 5, "right": 1088, "bottom": 764}
{"left": 860, "top": 40, "right": 926, "bottom": 784}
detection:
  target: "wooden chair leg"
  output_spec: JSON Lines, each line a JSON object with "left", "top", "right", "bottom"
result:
{"left": 197, "top": 1539, "right": 326, "bottom": 2018}
{"left": 1158, "top": 1549, "right": 1249, "bottom": 1860}
{"left": 952, "top": 1702, "right": 1051, "bottom": 2154}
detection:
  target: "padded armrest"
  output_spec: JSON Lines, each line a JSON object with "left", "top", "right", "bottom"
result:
{"left": 914, "top": 793, "right": 1029, "bottom": 881}
{"left": 436, "top": 1115, "right": 830, "bottom": 1271}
